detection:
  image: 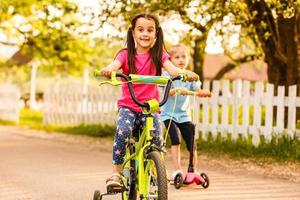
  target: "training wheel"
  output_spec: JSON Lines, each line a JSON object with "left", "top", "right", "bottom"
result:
{"left": 174, "top": 173, "right": 184, "bottom": 189}
{"left": 200, "top": 173, "right": 209, "bottom": 189}
{"left": 93, "top": 190, "right": 101, "bottom": 200}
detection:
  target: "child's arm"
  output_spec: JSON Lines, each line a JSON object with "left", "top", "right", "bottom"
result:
{"left": 100, "top": 60, "right": 122, "bottom": 79}
{"left": 170, "top": 87, "right": 211, "bottom": 97}
{"left": 163, "top": 60, "right": 198, "bottom": 82}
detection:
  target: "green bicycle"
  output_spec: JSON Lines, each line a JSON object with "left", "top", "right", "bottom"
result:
{"left": 93, "top": 71, "right": 186, "bottom": 200}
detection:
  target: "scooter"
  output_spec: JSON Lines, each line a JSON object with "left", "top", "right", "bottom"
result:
{"left": 173, "top": 129, "right": 209, "bottom": 189}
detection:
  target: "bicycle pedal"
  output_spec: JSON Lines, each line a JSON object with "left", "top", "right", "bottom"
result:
{"left": 106, "top": 185, "right": 124, "bottom": 194}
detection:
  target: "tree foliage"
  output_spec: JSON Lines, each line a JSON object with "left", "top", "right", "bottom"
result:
{"left": 0, "top": 0, "right": 94, "bottom": 75}
{"left": 97, "top": 0, "right": 299, "bottom": 91}
{"left": 243, "top": 0, "right": 299, "bottom": 89}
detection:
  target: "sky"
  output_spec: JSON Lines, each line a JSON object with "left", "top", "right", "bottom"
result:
{"left": 0, "top": 34, "right": 18, "bottom": 59}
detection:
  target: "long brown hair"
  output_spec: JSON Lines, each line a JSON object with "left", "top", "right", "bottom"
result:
{"left": 126, "top": 13, "right": 165, "bottom": 75}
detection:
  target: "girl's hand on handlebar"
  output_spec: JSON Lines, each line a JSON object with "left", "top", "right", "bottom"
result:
{"left": 100, "top": 67, "right": 112, "bottom": 79}
{"left": 197, "top": 89, "right": 212, "bottom": 97}
{"left": 100, "top": 60, "right": 122, "bottom": 79}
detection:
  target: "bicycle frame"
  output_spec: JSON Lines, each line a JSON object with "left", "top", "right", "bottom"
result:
{"left": 122, "top": 114, "right": 155, "bottom": 197}
{"left": 94, "top": 71, "right": 186, "bottom": 200}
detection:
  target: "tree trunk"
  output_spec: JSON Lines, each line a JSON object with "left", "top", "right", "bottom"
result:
{"left": 278, "top": 15, "right": 299, "bottom": 88}
{"left": 192, "top": 35, "right": 207, "bottom": 82}
{"left": 296, "top": 13, "right": 300, "bottom": 121}
{"left": 296, "top": 13, "right": 300, "bottom": 96}
{"left": 246, "top": 1, "right": 299, "bottom": 90}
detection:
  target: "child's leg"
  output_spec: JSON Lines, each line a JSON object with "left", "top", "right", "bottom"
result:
{"left": 107, "top": 107, "right": 136, "bottom": 187}
{"left": 112, "top": 108, "right": 136, "bottom": 168}
{"left": 112, "top": 165, "right": 123, "bottom": 173}
{"left": 178, "top": 121, "right": 198, "bottom": 169}
{"left": 171, "top": 144, "right": 181, "bottom": 170}
{"left": 163, "top": 119, "right": 181, "bottom": 171}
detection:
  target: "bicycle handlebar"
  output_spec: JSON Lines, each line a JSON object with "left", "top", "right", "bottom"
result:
{"left": 115, "top": 72, "right": 183, "bottom": 110}
{"left": 94, "top": 70, "right": 184, "bottom": 110}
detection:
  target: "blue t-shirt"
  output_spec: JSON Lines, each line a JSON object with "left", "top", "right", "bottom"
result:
{"left": 160, "top": 71, "right": 201, "bottom": 123}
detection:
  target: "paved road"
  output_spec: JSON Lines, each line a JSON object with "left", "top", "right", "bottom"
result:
{"left": 0, "top": 126, "right": 299, "bottom": 200}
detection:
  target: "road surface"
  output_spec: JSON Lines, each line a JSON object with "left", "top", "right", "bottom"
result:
{"left": 0, "top": 126, "right": 299, "bottom": 200}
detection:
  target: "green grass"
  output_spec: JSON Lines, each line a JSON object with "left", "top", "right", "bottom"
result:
{"left": 1, "top": 108, "right": 115, "bottom": 138}
{"left": 19, "top": 108, "right": 43, "bottom": 128}
{"left": 44, "top": 124, "right": 115, "bottom": 137}
{"left": 197, "top": 132, "right": 300, "bottom": 162}
{"left": 0, "top": 119, "right": 16, "bottom": 125}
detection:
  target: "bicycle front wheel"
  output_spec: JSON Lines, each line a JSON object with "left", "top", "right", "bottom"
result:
{"left": 145, "top": 151, "right": 168, "bottom": 200}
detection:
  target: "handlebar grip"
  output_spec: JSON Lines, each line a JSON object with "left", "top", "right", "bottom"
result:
{"left": 186, "top": 91, "right": 198, "bottom": 96}
{"left": 94, "top": 69, "right": 102, "bottom": 77}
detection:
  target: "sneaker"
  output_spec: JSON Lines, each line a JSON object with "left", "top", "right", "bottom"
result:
{"left": 106, "top": 173, "right": 122, "bottom": 188}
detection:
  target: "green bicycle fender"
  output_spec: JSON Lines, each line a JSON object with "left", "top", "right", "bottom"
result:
{"left": 139, "top": 146, "right": 160, "bottom": 199}
{"left": 135, "top": 116, "right": 154, "bottom": 196}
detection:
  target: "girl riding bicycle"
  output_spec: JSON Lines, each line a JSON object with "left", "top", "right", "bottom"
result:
{"left": 160, "top": 44, "right": 211, "bottom": 180}
{"left": 100, "top": 13, "right": 198, "bottom": 188}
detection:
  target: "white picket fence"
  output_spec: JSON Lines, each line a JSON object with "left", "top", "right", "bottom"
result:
{"left": 43, "top": 80, "right": 300, "bottom": 145}
{"left": 0, "top": 83, "right": 21, "bottom": 123}
{"left": 191, "top": 80, "right": 299, "bottom": 146}
{"left": 43, "top": 81, "right": 121, "bottom": 126}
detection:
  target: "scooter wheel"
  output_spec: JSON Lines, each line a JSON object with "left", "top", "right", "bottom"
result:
{"left": 93, "top": 190, "right": 101, "bottom": 200}
{"left": 174, "top": 173, "right": 184, "bottom": 189}
{"left": 200, "top": 173, "right": 209, "bottom": 189}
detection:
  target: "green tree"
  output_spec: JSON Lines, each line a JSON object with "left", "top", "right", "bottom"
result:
{"left": 0, "top": 0, "right": 94, "bottom": 75}
{"left": 97, "top": 0, "right": 300, "bottom": 92}
{"left": 243, "top": 0, "right": 300, "bottom": 92}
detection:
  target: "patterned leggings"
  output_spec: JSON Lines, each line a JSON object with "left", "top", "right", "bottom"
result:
{"left": 112, "top": 107, "right": 162, "bottom": 165}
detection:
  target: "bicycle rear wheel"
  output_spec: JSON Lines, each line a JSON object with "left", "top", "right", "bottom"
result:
{"left": 145, "top": 151, "right": 168, "bottom": 200}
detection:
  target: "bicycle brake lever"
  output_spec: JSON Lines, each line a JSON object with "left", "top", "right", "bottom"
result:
{"left": 99, "top": 80, "right": 122, "bottom": 86}
{"left": 99, "top": 71, "right": 122, "bottom": 86}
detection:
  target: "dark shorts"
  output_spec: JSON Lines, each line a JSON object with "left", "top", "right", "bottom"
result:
{"left": 163, "top": 120, "right": 195, "bottom": 152}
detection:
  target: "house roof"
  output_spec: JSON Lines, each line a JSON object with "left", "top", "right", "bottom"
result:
{"left": 5, "top": 50, "right": 32, "bottom": 65}
{"left": 0, "top": 44, "right": 18, "bottom": 59}
{"left": 0, "top": 44, "right": 32, "bottom": 65}
{"left": 203, "top": 54, "right": 268, "bottom": 81}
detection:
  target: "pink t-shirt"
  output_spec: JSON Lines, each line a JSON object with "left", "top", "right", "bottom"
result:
{"left": 115, "top": 49, "right": 170, "bottom": 112}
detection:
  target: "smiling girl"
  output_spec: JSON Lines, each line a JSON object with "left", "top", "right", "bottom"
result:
{"left": 100, "top": 13, "right": 199, "bottom": 187}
